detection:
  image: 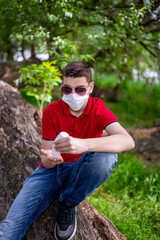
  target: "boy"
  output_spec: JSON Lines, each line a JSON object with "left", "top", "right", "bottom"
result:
{"left": 0, "top": 61, "right": 135, "bottom": 240}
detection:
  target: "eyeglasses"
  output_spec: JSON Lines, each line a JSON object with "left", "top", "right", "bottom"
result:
{"left": 61, "top": 86, "right": 88, "bottom": 96}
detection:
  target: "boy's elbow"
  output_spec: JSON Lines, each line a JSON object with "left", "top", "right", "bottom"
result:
{"left": 128, "top": 136, "right": 135, "bottom": 150}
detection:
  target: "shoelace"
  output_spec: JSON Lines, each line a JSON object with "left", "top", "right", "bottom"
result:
{"left": 58, "top": 205, "right": 74, "bottom": 224}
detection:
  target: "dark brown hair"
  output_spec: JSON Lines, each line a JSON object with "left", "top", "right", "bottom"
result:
{"left": 62, "top": 61, "right": 92, "bottom": 83}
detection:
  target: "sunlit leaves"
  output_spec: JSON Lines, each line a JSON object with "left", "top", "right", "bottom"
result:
{"left": 15, "top": 61, "right": 61, "bottom": 113}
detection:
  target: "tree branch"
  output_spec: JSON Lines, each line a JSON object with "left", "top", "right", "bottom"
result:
{"left": 141, "top": 17, "right": 160, "bottom": 27}
{"left": 139, "top": 41, "right": 158, "bottom": 58}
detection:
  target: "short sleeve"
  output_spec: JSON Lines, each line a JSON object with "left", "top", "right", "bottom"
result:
{"left": 98, "top": 100, "right": 118, "bottom": 129}
{"left": 42, "top": 105, "right": 57, "bottom": 140}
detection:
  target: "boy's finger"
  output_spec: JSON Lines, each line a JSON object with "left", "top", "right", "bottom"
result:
{"left": 52, "top": 157, "right": 63, "bottom": 163}
{"left": 40, "top": 149, "right": 49, "bottom": 156}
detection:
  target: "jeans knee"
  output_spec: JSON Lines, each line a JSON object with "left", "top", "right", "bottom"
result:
{"left": 100, "top": 152, "right": 118, "bottom": 171}
{"left": 87, "top": 152, "right": 118, "bottom": 178}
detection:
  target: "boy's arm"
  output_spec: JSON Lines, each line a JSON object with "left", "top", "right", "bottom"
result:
{"left": 41, "top": 139, "right": 63, "bottom": 168}
{"left": 54, "top": 122, "right": 135, "bottom": 154}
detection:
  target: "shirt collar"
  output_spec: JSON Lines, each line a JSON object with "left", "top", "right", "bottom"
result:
{"left": 62, "top": 95, "right": 92, "bottom": 117}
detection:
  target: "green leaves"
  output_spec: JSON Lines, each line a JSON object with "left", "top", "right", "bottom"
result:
{"left": 51, "top": 37, "right": 78, "bottom": 54}
{"left": 15, "top": 61, "right": 62, "bottom": 114}
{"left": 0, "top": 0, "right": 159, "bottom": 83}
{"left": 18, "top": 61, "right": 61, "bottom": 85}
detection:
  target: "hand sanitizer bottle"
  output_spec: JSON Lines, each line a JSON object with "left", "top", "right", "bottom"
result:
{"left": 51, "top": 132, "right": 69, "bottom": 157}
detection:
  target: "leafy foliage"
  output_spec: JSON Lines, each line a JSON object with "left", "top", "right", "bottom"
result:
{"left": 15, "top": 61, "right": 61, "bottom": 114}
{"left": 0, "top": 0, "right": 159, "bottom": 81}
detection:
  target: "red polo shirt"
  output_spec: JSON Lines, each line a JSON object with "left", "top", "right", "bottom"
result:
{"left": 41, "top": 96, "right": 118, "bottom": 164}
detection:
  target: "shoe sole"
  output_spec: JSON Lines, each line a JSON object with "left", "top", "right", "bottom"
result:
{"left": 54, "top": 211, "right": 77, "bottom": 240}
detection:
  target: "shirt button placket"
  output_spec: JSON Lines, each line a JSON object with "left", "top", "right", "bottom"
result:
{"left": 74, "top": 118, "right": 78, "bottom": 134}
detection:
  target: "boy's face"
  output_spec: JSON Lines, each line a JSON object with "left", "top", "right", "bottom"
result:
{"left": 62, "top": 76, "right": 94, "bottom": 95}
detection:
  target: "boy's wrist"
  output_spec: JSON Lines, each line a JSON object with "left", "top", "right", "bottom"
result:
{"left": 83, "top": 138, "right": 93, "bottom": 152}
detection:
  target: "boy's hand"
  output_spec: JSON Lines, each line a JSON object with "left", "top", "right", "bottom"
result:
{"left": 40, "top": 149, "right": 63, "bottom": 168}
{"left": 54, "top": 136, "right": 87, "bottom": 154}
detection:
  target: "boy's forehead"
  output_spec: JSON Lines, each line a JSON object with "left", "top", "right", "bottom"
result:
{"left": 63, "top": 76, "right": 88, "bottom": 86}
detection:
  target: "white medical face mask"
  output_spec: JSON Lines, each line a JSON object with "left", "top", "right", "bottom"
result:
{"left": 62, "top": 93, "right": 89, "bottom": 111}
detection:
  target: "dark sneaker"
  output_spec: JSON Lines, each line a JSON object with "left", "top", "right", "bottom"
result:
{"left": 54, "top": 202, "right": 77, "bottom": 240}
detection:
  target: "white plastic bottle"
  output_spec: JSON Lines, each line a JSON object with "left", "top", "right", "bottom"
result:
{"left": 51, "top": 132, "right": 69, "bottom": 157}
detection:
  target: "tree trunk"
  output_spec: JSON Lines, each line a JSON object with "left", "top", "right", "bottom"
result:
{"left": 6, "top": 39, "right": 14, "bottom": 61}
{"left": 92, "top": 84, "right": 120, "bottom": 102}
{"left": 0, "top": 80, "right": 126, "bottom": 240}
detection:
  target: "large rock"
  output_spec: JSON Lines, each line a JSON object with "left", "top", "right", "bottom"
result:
{"left": 129, "top": 127, "right": 160, "bottom": 153}
{"left": 0, "top": 80, "right": 126, "bottom": 240}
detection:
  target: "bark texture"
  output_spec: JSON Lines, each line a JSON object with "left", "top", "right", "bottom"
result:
{"left": 0, "top": 80, "right": 126, "bottom": 240}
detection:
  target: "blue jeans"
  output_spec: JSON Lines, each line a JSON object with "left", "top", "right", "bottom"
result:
{"left": 0, "top": 152, "right": 118, "bottom": 240}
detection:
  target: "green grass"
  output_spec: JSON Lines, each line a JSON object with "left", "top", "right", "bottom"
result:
{"left": 110, "top": 81, "right": 160, "bottom": 128}
{"left": 95, "top": 74, "right": 160, "bottom": 128}
{"left": 88, "top": 152, "right": 160, "bottom": 240}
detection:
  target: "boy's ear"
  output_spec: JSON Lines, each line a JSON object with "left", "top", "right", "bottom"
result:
{"left": 89, "top": 81, "right": 94, "bottom": 94}
{"left": 61, "top": 81, "right": 63, "bottom": 85}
